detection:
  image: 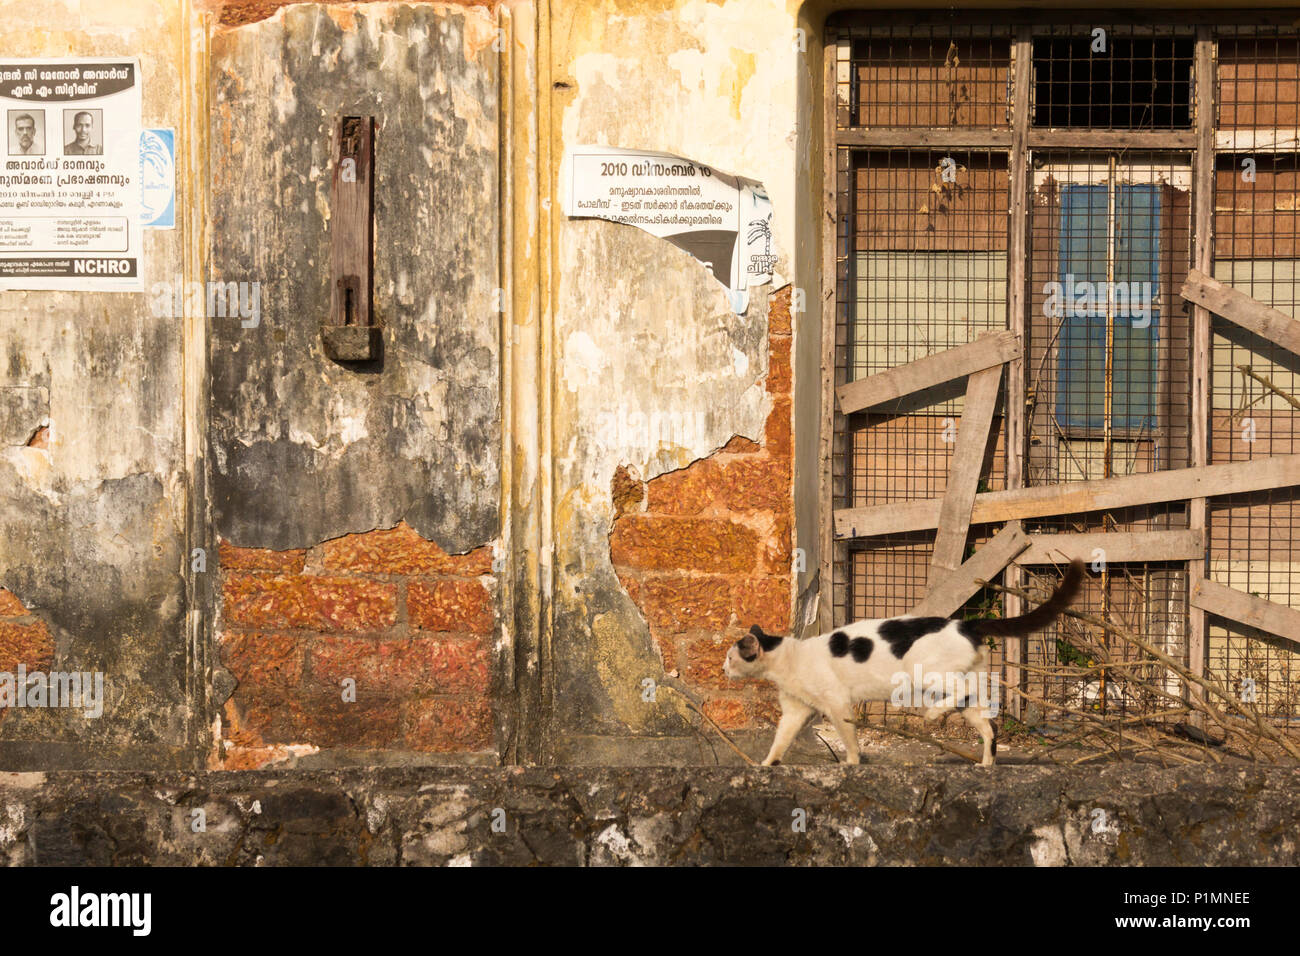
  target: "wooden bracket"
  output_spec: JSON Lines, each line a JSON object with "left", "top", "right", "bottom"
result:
{"left": 322, "top": 114, "right": 379, "bottom": 362}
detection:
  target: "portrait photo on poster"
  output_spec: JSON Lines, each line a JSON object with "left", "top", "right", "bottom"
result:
{"left": 63, "top": 107, "right": 102, "bottom": 154}
{"left": 7, "top": 107, "right": 44, "bottom": 155}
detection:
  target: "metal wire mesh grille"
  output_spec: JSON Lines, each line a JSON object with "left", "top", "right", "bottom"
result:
{"left": 1032, "top": 30, "right": 1195, "bottom": 129}
{"left": 847, "top": 149, "right": 1010, "bottom": 510}
{"left": 843, "top": 28, "right": 1011, "bottom": 129}
{"left": 1021, "top": 563, "right": 1188, "bottom": 719}
{"left": 828, "top": 15, "right": 1298, "bottom": 726}
{"left": 1207, "top": 29, "right": 1300, "bottom": 718}
{"left": 1025, "top": 151, "right": 1193, "bottom": 530}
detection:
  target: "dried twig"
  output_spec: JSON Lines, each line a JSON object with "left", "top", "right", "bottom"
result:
{"left": 979, "top": 577, "right": 1300, "bottom": 762}
{"left": 657, "top": 685, "right": 757, "bottom": 766}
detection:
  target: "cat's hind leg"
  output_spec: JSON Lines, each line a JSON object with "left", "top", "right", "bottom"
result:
{"left": 825, "top": 699, "right": 861, "bottom": 765}
{"left": 960, "top": 705, "right": 997, "bottom": 767}
{"left": 762, "top": 693, "right": 815, "bottom": 766}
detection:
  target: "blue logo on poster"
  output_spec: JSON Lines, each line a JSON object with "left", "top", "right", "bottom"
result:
{"left": 140, "top": 128, "right": 175, "bottom": 228}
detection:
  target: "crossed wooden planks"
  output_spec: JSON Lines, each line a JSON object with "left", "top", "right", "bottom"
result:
{"left": 837, "top": 298, "right": 1300, "bottom": 641}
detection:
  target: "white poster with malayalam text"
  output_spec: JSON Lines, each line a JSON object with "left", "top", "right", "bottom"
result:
{"left": 0, "top": 57, "right": 143, "bottom": 291}
{"left": 563, "top": 145, "right": 774, "bottom": 314}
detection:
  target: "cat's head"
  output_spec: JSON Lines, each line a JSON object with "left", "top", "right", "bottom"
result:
{"left": 723, "top": 624, "right": 783, "bottom": 679}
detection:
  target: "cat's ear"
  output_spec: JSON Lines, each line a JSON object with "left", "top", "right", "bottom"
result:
{"left": 748, "top": 624, "right": 767, "bottom": 639}
{"left": 737, "top": 633, "right": 761, "bottom": 662}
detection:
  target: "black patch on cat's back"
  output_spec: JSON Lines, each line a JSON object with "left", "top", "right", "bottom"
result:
{"left": 829, "top": 630, "right": 873, "bottom": 662}
{"left": 878, "top": 617, "right": 949, "bottom": 658}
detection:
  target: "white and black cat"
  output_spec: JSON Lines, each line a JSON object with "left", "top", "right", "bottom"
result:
{"left": 724, "top": 560, "right": 1084, "bottom": 766}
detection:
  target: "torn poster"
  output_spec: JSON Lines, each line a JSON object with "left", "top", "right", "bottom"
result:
{"left": 0, "top": 57, "right": 143, "bottom": 291}
{"left": 563, "top": 145, "right": 774, "bottom": 313}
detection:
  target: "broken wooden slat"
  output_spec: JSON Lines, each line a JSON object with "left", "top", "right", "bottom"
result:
{"left": 1190, "top": 579, "right": 1300, "bottom": 647}
{"left": 1019, "top": 530, "right": 1205, "bottom": 566}
{"left": 929, "top": 365, "right": 1003, "bottom": 583}
{"left": 836, "top": 330, "right": 1021, "bottom": 415}
{"left": 1180, "top": 269, "right": 1300, "bottom": 357}
{"left": 834, "top": 454, "right": 1300, "bottom": 538}
{"left": 910, "top": 522, "right": 1028, "bottom": 618}
{"left": 1214, "top": 130, "right": 1300, "bottom": 153}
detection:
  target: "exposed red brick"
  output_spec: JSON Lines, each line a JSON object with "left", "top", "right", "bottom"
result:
{"left": 408, "top": 580, "right": 494, "bottom": 634}
{"left": 611, "top": 465, "right": 645, "bottom": 518}
{"left": 25, "top": 425, "right": 49, "bottom": 449}
{"left": 223, "top": 574, "right": 397, "bottom": 632}
{"left": 405, "top": 699, "right": 494, "bottom": 752}
{"left": 768, "top": 287, "right": 793, "bottom": 335}
{"left": 0, "top": 620, "right": 54, "bottom": 673}
{"left": 651, "top": 631, "right": 678, "bottom": 672}
{"left": 719, "top": 435, "right": 761, "bottom": 455}
{"left": 702, "top": 697, "right": 748, "bottom": 730}
{"left": 240, "top": 697, "right": 401, "bottom": 750}
{"left": 0, "top": 588, "right": 28, "bottom": 618}
{"left": 766, "top": 334, "right": 791, "bottom": 395}
{"left": 216, "top": 0, "right": 425, "bottom": 28}
{"left": 305, "top": 636, "right": 377, "bottom": 688}
{"left": 645, "top": 460, "right": 720, "bottom": 515}
{"left": 682, "top": 635, "right": 734, "bottom": 690}
{"left": 764, "top": 396, "right": 792, "bottom": 457}
{"left": 731, "top": 577, "right": 791, "bottom": 634}
{"left": 717, "top": 457, "right": 791, "bottom": 512}
{"left": 310, "top": 635, "right": 490, "bottom": 696}
{"left": 762, "top": 512, "right": 794, "bottom": 575}
{"left": 610, "top": 516, "right": 760, "bottom": 574}
{"left": 321, "top": 522, "right": 492, "bottom": 576}
{"left": 219, "top": 632, "right": 304, "bottom": 698}
{"left": 219, "top": 541, "right": 306, "bottom": 573}
{"left": 636, "top": 574, "right": 734, "bottom": 632}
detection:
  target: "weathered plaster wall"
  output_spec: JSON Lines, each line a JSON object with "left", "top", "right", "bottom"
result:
{"left": 207, "top": 3, "right": 505, "bottom": 764}
{"left": 208, "top": 3, "right": 500, "bottom": 553}
{"left": 547, "top": 0, "right": 810, "bottom": 760}
{"left": 0, "top": 0, "right": 193, "bottom": 769}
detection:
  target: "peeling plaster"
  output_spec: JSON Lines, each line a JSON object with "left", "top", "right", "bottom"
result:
{"left": 209, "top": 4, "right": 500, "bottom": 552}
{"left": 549, "top": 0, "right": 804, "bottom": 743}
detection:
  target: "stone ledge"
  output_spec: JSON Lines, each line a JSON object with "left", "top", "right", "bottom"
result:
{"left": 1, "top": 765, "right": 1296, "bottom": 866}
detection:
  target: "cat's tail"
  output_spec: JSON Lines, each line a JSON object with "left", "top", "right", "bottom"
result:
{"left": 962, "top": 559, "right": 1084, "bottom": 638}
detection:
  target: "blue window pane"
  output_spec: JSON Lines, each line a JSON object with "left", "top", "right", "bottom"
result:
{"left": 1056, "top": 184, "right": 1160, "bottom": 430}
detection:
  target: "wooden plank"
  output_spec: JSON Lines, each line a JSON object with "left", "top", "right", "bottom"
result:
{"left": 329, "top": 115, "right": 373, "bottom": 330}
{"left": 1025, "top": 130, "right": 1196, "bottom": 150}
{"left": 1191, "top": 579, "right": 1300, "bottom": 647}
{"left": 1180, "top": 268, "right": 1300, "bottom": 357}
{"left": 835, "top": 454, "right": 1300, "bottom": 538}
{"left": 911, "top": 522, "right": 1028, "bottom": 618}
{"left": 1188, "top": 29, "right": 1215, "bottom": 720}
{"left": 836, "top": 330, "right": 1020, "bottom": 415}
{"left": 929, "top": 365, "right": 1002, "bottom": 582}
{"left": 836, "top": 129, "right": 1012, "bottom": 149}
{"left": 1019, "top": 530, "right": 1205, "bottom": 565}
{"left": 1215, "top": 130, "right": 1300, "bottom": 153}
{"left": 1004, "top": 26, "right": 1032, "bottom": 719}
